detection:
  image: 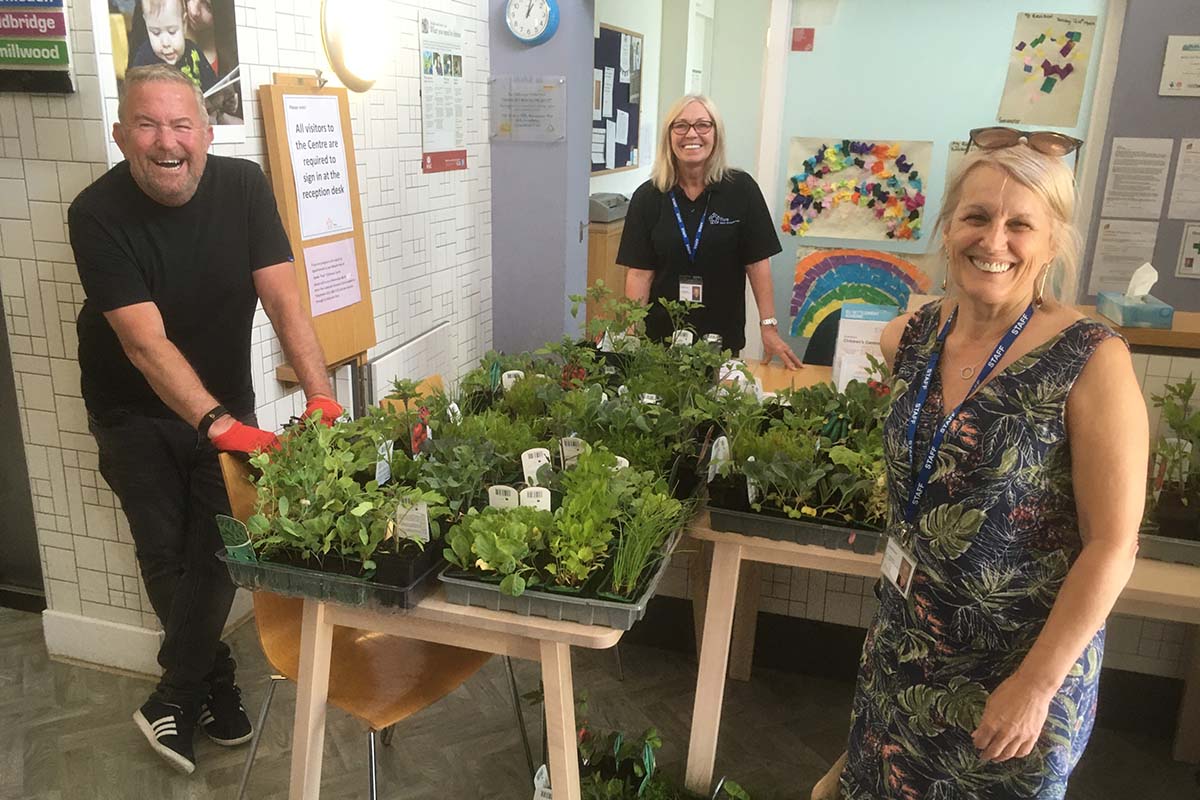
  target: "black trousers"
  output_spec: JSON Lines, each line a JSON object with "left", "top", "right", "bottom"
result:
{"left": 89, "top": 409, "right": 244, "bottom": 706}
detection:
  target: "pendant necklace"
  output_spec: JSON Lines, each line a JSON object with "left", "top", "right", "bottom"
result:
{"left": 960, "top": 366, "right": 975, "bottom": 380}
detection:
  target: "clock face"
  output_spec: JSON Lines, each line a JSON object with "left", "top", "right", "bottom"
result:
{"left": 506, "top": 0, "right": 552, "bottom": 41}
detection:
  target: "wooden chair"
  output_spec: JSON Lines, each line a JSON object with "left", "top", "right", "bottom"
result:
{"left": 218, "top": 453, "right": 534, "bottom": 799}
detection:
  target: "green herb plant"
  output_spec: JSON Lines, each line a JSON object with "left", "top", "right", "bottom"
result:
{"left": 443, "top": 506, "right": 554, "bottom": 596}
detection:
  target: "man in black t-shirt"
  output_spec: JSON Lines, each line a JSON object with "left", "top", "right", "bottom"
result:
{"left": 69, "top": 65, "right": 342, "bottom": 775}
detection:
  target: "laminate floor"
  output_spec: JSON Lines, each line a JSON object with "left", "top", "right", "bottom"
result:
{"left": 1, "top": 607, "right": 1196, "bottom": 799}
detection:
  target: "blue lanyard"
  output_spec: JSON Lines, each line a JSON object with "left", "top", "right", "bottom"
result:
{"left": 669, "top": 190, "right": 709, "bottom": 264}
{"left": 903, "top": 303, "right": 1034, "bottom": 524}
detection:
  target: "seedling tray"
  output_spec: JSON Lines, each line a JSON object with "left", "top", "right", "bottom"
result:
{"left": 1138, "top": 533, "right": 1200, "bottom": 566}
{"left": 217, "top": 549, "right": 442, "bottom": 610}
{"left": 705, "top": 506, "right": 884, "bottom": 555}
{"left": 438, "top": 533, "right": 680, "bottom": 630}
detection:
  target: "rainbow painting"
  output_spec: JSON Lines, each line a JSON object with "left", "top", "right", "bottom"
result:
{"left": 790, "top": 249, "right": 932, "bottom": 338}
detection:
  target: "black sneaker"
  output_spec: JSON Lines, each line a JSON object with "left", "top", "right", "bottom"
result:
{"left": 199, "top": 681, "right": 253, "bottom": 746}
{"left": 132, "top": 697, "right": 197, "bottom": 774}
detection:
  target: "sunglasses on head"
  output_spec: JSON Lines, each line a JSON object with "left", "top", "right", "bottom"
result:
{"left": 967, "top": 126, "right": 1083, "bottom": 158}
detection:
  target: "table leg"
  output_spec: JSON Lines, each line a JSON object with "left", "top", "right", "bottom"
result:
{"left": 691, "top": 539, "right": 713, "bottom": 654}
{"left": 1174, "top": 625, "right": 1200, "bottom": 763}
{"left": 289, "top": 599, "right": 334, "bottom": 800}
{"left": 728, "top": 561, "right": 762, "bottom": 682}
{"left": 540, "top": 640, "right": 581, "bottom": 800}
{"left": 684, "top": 540, "right": 743, "bottom": 795}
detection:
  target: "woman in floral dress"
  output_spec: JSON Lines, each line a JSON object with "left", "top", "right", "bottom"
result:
{"left": 833, "top": 136, "right": 1148, "bottom": 799}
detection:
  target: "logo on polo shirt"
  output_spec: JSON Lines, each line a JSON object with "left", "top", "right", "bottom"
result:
{"left": 707, "top": 212, "right": 738, "bottom": 225}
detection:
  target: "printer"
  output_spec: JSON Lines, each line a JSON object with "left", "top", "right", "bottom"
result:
{"left": 589, "top": 192, "right": 629, "bottom": 223}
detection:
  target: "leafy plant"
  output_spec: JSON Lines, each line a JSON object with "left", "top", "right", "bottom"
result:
{"left": 547, "top": 446, "right": 631, "bottom": 587}
{"left": 443, "top": 506, "right": 554, "bottom": 596}
{"left": 610, "top": 488, "right": 683, "bottom": 597}
{"left": 419, "top": 439, "right": 495, "bottom": 519}
{"left": 570, "top": 280, "right": 649, "bottom": 347}
{"left": 1151, "top": 377, "right": 1200, "bottom": 501}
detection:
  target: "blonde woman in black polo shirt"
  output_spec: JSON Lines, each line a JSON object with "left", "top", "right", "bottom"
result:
{"left": 617, "top": 94, "right": 802, "bottom": 368}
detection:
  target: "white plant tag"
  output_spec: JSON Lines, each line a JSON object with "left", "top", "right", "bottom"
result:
{"left": 501, "top": 369, "right": 526, "bottom": 391}
{"left": 488, "top": 485, "right": 519, "bottom": 509}
{"left": 559, "top": 436, "right": 586, "bottom": 468}
{"left": 745, "top": 456, "right": 760, "bottom": 505}
{"left": 616, "top": 384, "right": 628, "bottom": 397}
{"left": 671, "top": 329, "right": 695, "bottom": 346}
{"left": 603, "top": 365, "right": 618, "bottom": 376}
{"left": 718, "top": 359, "right": 749, "bottom": 383}
{"left": 597, "top": 331, "right": 614, "bottom": 352}
{"left": 613, "top": 455, "right": 630, "bottom": 470}
{"left": 394, "top": 501, "right": 431, "bottom": 543}
{"left": 519, "top": 486, "right": 552, "bottom": 511}
{"left": 522, "top": 447, "right": 552, "bottom": 486}
{"left": 600, "top": 391, "right": 610, "bottom": 404}
{"left": 639, "top": 393, "right": 660, "bottom": 405}
{"left": 708, "top": 435, "right": 731, "bottom": 482}
{"left": 447, "top": 402, "right": 462, "bottom": 424}
{"left": 702, "top": 333, "right": 723, "bottom": 347}
{"left": 375, "top": 439, "right": 394, "bottom": 486}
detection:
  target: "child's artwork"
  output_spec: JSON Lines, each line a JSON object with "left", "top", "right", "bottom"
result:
{"left": 108, "top": 0, "right": 243, "bottom": 130}
{"left": 997, "top": 13, "right": 1096, "bottom": 127}
{"left": 789, "top": 248, "right": 931, "bottom": 338}
{"left": 781, "top": 138, "right": 931, "bottom": 242}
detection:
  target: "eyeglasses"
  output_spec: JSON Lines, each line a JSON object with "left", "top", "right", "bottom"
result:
{"left": 670, "top": 119, "right": 714, "bottom": 136}
{"left": 967, "top": 126, "right": 1083, "bottom": 157}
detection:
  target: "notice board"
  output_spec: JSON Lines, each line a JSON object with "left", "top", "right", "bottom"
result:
{"left": 592, "top": 24, "right": 642, "bottom": 175}
{"left": 259, "top": 75, "right": 375, "bottom": 376}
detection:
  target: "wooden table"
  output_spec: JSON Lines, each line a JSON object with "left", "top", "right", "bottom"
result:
{"left": 288, "top": 587, "right": 621, "bottom": 800}
{"left": 682, "top": 516, "right": 1200, "bottom": 794}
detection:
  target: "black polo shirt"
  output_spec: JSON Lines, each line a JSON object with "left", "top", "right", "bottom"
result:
{"left": 616, "top": 169, "right": 781, "bottom": 351}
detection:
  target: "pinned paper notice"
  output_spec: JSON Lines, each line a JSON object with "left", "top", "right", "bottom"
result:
{"left": 592, "top": 68, "right": 602, "bottom": 121}
{"left": 615, "top": 109, "right": 629, "bottom": 145}
{"left": 605, "top": 120, "right": 616, "bottom": 169}
{"left": 602, "top": 67, "right": 614, "bottom": 118}
{"left": 619, "top": 34, "right": 631, "bottom": 83}
{"left": 1125, "top": 262, "right": 1158, "bottom": 297}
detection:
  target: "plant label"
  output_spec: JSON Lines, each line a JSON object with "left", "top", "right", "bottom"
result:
{"left": 718, "top": 359, "right": 749, "bottom": 383}
{"left": 702, "top": 333, "right": 723, "bottom": 348}
{"left": 519, "top": 486, "right": 552, "bottom": 511}
{"left": 375, "top": 440, "right": 394, "bottom": 486}
{"left": 394, "top": 501, "right": 431, "bottom": 543}
{"left": 617, "top": 384, "right": 629, "bottom": 397}
{"left": 708, "top": 435, "right": 731, "bottom": 482}
{"left": 522, "top": 447, "right": 552, "bottom": 486}
{"left": 501, "top": 369, "right": 526, "bottom": 391}
{"left": 559, "top": 436, "right": 586, "bottom": 468}
{"left": 597, "top": 331, "right": 614, "bottom": 352}
{"left": 603, "top": 365, "right": 618, "bottom": 376}
{"left": 488, "top": 485, "right": 520, "bottom": 509}
{"left": 447, "top": 402, "right": 462, "bottom": 424}
{"left": 671, "top": 329, "right": 695, "bottom": 346}
{"left": 639, "top": 393, "right": 660, "bottom": 405}
{"left": 746, "top": 457, "right": 760, "bottom": 505}
{"left": 600, "top": 391, "right": 610, "bottom": 404}
{"left": 613, "top": 455, "right": 630, "bottom": 470}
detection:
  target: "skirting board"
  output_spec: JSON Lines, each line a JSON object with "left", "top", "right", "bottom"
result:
{"left": 42, "top": 588, "right": 254, "bottom": 677}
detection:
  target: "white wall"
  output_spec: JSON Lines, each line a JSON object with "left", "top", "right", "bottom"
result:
{"left": 589, "top": 0, "right": 661, "bottom": 199}
{"left": 708, "top": 0, "right": 769, "bottom": 173}
{"left": 0, "top": 0, "right": 493, "bottom": 673}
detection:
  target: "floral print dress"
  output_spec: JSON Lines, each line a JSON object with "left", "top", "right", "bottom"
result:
{"left": 841, "top": 302, "right": 1119, "bottom": 800}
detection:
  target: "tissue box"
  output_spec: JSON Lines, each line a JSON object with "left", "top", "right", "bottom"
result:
{"left": 1096, "top": 292, "right": 1174, "bottom": 329}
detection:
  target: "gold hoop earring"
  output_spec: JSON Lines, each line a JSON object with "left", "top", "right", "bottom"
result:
{"left": 1035, "top": 266, "right": 1050, "bottom": 308}
{"left": 941, "top": 274, "right": 948, "bottom": 291}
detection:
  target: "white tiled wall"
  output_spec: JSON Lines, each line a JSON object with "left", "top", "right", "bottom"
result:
{"left": 0, "top": 0, "right": 492, "bottom": 660}
{"left": 658, "top": 351, "right": 1200, "bottom": 680}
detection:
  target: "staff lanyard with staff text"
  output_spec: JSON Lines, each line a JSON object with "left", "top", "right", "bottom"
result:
{"left": 669, "top": 190, "right": 709, "bottom": 264}
{"left": 902, "top": 303, "right": 1034, "bottom": 526}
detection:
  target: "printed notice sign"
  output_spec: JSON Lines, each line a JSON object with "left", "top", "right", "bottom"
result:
{"left": 283, "top": 94, "right": 353, "bottom": 241}
{"left": 303, "top": 237, "right": 361, "bottom": 317}
{"left": 419, "top": 11, "right": 467, "bottom": 173}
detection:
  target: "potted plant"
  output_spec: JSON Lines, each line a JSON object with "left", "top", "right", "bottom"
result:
{"left": 545, "top": 445, "right": 630, "bottom": 590}
{"left": 605, "top": 487, "right": 684, "bottom": 600}
{"left": 443, "top": 505, "right": 554, "bottom": 596}
{"left": 1150, "top": 377, "right": 1200, "bottom": 541}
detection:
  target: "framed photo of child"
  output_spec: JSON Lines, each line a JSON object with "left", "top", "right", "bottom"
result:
{"left": 107, "top": 0, "right": 245, "bottom": 139}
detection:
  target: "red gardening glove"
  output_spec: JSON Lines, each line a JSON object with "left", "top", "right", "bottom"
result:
{"left": 211, "top": 420, "right": 281, "bottom": 454}
{"left": 304, "top": 395, "right": 343, "bottom": 427}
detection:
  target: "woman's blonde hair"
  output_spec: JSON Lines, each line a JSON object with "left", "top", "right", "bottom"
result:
{"left": 935, "top": 145, "right": 1081, "bottom": 305}
{"left": 651, "top": 94, "right": 731, "bottom": 192}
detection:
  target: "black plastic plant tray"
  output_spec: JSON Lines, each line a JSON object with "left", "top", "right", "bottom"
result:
{"left": 705, "top": 505, "right": 884, "bottom": 555}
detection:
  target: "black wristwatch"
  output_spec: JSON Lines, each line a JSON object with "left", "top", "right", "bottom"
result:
{"left": 197, "top": 404, "right": 230, "bottom": 437}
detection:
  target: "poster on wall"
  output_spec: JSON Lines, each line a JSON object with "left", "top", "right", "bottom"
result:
{"left": 781, "top": 137, "right": 931, "bottom": 243}
{"left": 1168, "top": 139, "right": 1200, "bottom": 220}
{"left": 282, "top": 94, "right": 353, "bottom": 241}
{"left": 997, "top": 13, "right": 1096, "bottom": 127}
{"left": 1159, "top": 35, "right": 1200, "bottom": 97}
{"left": 1099, "top": 137, "right": 1173, "bottom": 220}
{"left": 303, "top": 237, "right": 361, "bottom": 315}
{"left": 107, "top": 0, "right": 244, "bottom": 133}
{"left": 1177, "top": 223, "right": 1200, "bottom": 280}
{"left": 419, "top": 11, "right": 467, "bottom": 173}
{"left": 1086, "top": 219, "right": 1160, "bottom": 295}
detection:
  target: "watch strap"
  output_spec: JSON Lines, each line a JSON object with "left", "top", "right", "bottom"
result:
{"left": 197, "top": 404, "right": 230, "bottom": 438}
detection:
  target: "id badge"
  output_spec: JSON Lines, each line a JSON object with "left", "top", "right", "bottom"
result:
{"left": 881, "top": 537, "right": 918, "bottom": 598}
{"left": 679, "top": 275, "right": 703, "bottom": 303}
